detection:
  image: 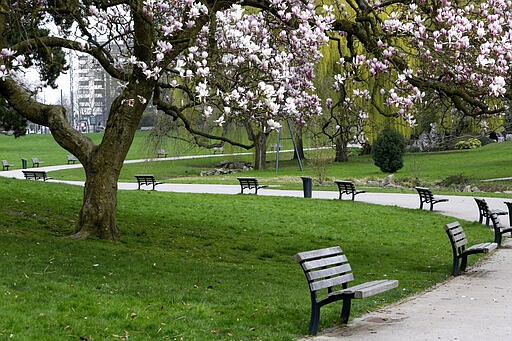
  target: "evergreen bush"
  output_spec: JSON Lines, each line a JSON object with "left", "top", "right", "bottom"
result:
{"left": 372, "top": 127, "right": 406, "bottom": 173}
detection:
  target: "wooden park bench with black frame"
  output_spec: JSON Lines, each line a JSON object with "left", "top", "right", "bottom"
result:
{"left": 22, "top": 170, "right": 52, "bottom": 181}
{"left": 66, "top": 155, "right": 78, "bottom": 164}
{"left": 334, "top": 180, "right": 366, "bottom": 201}
{"left": 2, "top": 159, "right": 13, "bottom": 171}
{"left": 31, "top": 157, "right": 44, "bottom": 167}
{"left": 444, "top": 221, "right": 497, "bottom": 276}
{"left": 156, "top": 149, "right": 167, "bottom": 158}
{"left": 474, "top": 197, "right": 507, "bottom": 226}
{"left": 489, "top": 212, "right": 512, "bottom": 246}
{"left": 237, "top": 177, "right": 267, "bottom": 195}
{"left": 415, "top": 187, "right": 449, "bottom": 211}
{"left": 135, "top": 174, "right": 163, "bottom": 190}
{"left": 293, "top": 246, "right": 399, "bottom": 335}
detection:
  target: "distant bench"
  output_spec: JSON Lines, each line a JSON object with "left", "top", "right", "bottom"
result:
{"left": 2, "top": 159, "right": 13, "bottom": 171}
{"left": 156, "top": 149, "right": 167, "bottom": 158}
{"left": 31, "top": 157, "right": 44, "bottom": 167}
{"left": 135, "top": 174, "right": 163, "bottom": 190}
{"left": 293, "top": 246, "right": 399, "bottom": 335}
{"left": 212, "top": 146, "right": 224, "bottom": 154}
{"left": 444, "top": 221, "right": 497, "bottom": 276}
{"left": 67, "top": 155, "right": 78, "bottom": 164}
{"left": 334, "top": 180, "right": 366, "bottom": 201}
{"left": 474, "top": 197, "right": 507, "bottom": 226}
{"left": 237, "top": 177, "right": 267, "bottom": 194}
{"left": 22, "top": 170, "right": 52, "bottom": 181}
{"left": 415, "top": 187, "right": 448, "bottom": 211}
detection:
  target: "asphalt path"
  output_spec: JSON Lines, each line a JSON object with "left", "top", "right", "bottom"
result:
{"left": 2, "top": 159, "right": 512, "bottom": 340}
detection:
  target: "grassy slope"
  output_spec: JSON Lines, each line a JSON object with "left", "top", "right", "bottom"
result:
{"left": 0, "top": 177, "right": 495, "bottom": 340}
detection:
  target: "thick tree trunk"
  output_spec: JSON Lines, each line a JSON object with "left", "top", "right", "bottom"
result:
{"left": 334, "top": 136, "right": 349, "bottom": 162}
{"left": 253, "top": 132, "right": 267, "bottom": 170}
{"left": 72, "top": 162, "right": 122, "bottom": 240}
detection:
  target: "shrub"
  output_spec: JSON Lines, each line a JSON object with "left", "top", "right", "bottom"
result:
{"left": 372, "top": 127, "right": 406, "bottom": 173}
{"left": 454, "top": 137, "right": 481, "bottom": 150}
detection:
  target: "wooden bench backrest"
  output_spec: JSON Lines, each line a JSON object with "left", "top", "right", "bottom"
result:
{"left": 135, "top": 175, "right": 156, "bottom": 181}
{"left": 474, "top": 197, "right": 489, "bottom": 213}
{"left": 489, "top": 212, "right": 505, "bottom": 232}
{"left": 444, "top": 221, "right": 468, "bottom": 253}
{"left": 336, "top": 181, "right": 356, "bottom": 191}
{"left": 294, "top": 246, "right": 354, "bottom": 293}
{"left": 415, "top": 187, "right": 434, "bottom": 201}
{"left": 2, "top": 160, "right": 8, "bottom": 166}
{"left": 31, "top": 157, "right": 40, "bottom": 163}
{"left": 238, "top": 177, "right": 258, "bottom": 188}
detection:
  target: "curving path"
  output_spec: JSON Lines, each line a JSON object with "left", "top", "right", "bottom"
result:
{"left": 2, "top": 160, "right": 512, "bottom": 340}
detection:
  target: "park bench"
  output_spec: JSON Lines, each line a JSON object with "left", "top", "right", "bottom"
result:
{"left": 22, "top": 170, "right": 52, "bottom": 181}
{"left": 237, "top": 177, "right": 267, "bottom": 194}
{"left": 2, "top": 159, "right": 13, "bottom": 171}
{"left": 293, "top": 246, "right": 399, "bottom": 335}
{"left": 212, "top": 146, "right": 224, "bottom": 154}
{"left": 489, "top": 212, "right": 512, "bottom": 246}
{"left": 66, "top": 155, "right": 79, "bottom": 164}
{"left": 415, "top": 187, "right": 449, "bottom": 211}
{"left": 135, "top": 174, "right": 163, "bottom": 190}
{"left": 31, "top": 157, "right": 44, "bottom": 167}
{"left": 334, "top": 180, "right": 366, "bottom": 201}
{"left": 444, "top": 221, "right": 497, "bottom": 276}
{"left": 474, "top": 198, "right": 507, "bottom": 226}
{"left": 156, "top": 149, "right": 167, "bottom": 158}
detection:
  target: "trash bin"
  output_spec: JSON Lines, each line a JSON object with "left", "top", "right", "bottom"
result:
{"left": 21, "top": 158, "right": 27, "bottom": 169}
{"left": 301, "top": 176, "right": 312, "bottom": 198}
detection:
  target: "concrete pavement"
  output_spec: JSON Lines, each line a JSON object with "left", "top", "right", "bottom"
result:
{"left": 2, "top": 163, "right": 512, "bottom": 340}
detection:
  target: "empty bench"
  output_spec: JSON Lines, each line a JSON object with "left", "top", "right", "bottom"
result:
{"left": 237, "top": 177, "right": 267, "bottom": 194}
{"left": 334, "top": 180, "right": 366, "bottom": 201}
{"left": 135, "top": 174, "right": 163, "bottom": 190}
{"left": 474, "top": 198, "right": 507, "bottom": 226}
{"left": 489, "top": 212, "right": 512, "bottom": 246}
{"left": 2, "top": 159, "right": 13, "bottom": 171}
{"left": 415, "top": 187, "right": 449, "bottom": 211}
{"left": 31, "top": 157, "right": 44, "bottom": 167}
{"left": 156, "top": 149, "right": 167, "bottom": 158}
{"left": 444, "top": 221, "right": 497, "bottom": 276}
{"left": 293, "top": 246, "right": 399, "bottom": 335}
{"left": 66, "top": 155, "right": 79, "bottom": 164}
{"left": 22, "top": 170, "right": 52, "bottom": 181}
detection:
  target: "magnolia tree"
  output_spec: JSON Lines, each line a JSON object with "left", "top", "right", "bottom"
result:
{"left": 0, "top": 0, "right": 332, "bottom": 239}
{"left": 319, "top": 0, "right": 512, "bottom": 148}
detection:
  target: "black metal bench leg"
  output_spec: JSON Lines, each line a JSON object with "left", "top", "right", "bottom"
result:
{"left": 430, "top": 203, "right": 434, "bottom": 211}
{"left": 309, "top": 302, "right": 321, "bottom": 335}
{"left": 340, "top": 298, "right": 352, "bottom": 324}
{"left": 419, "top": 200, "right": 423, "bottom": 210}
{"left": 451, "top": 257, "right": 460, "bottom": 276}
{"left": 460, "top": 255, "right": 468, "bottom": 273}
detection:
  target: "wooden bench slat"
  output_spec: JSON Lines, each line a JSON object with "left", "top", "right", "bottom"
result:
{"left": 309, "top": 273, "right": 355, "bottom": 292}
{"left": 301, "top": 255, "right": 349, "bottom": 271}
{"left": 351, "top": 280, "right": 399, "bottom": 299}
{"left": 293, "top": 246, "right": 342, "bottom": 262}
{"left": 306, "top": 264, "right": 352, "bottom": 281}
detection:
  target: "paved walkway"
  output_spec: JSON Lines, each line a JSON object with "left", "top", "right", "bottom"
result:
{"left": 2, "top": 162, "right": 512, "bottom": 340}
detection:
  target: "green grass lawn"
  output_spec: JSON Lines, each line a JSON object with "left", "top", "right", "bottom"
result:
{"left": 0, "top": 132, "right": 510, "bottom": 339}
{"left": 0, "top": 176, "right": 496, "bottom": 340}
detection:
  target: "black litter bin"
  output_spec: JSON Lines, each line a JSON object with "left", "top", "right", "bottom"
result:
{"left": 301, "top": 176, "right": 312, "bottom": 198}
{"left": 21, "top": 158, "right": 27, "bottom": 169}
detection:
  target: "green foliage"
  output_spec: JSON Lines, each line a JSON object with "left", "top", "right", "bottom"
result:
{"left": 454, "top": 137, "right": 481, "bottom": 150}
{"left": 0, "top": 98, "right": 27, "bottom": 137}
{"left": 0, "top": 177, "right": 493, "bottom": 339}
{"left": 372, "top": 127, "right": 406, "bottom": 173}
